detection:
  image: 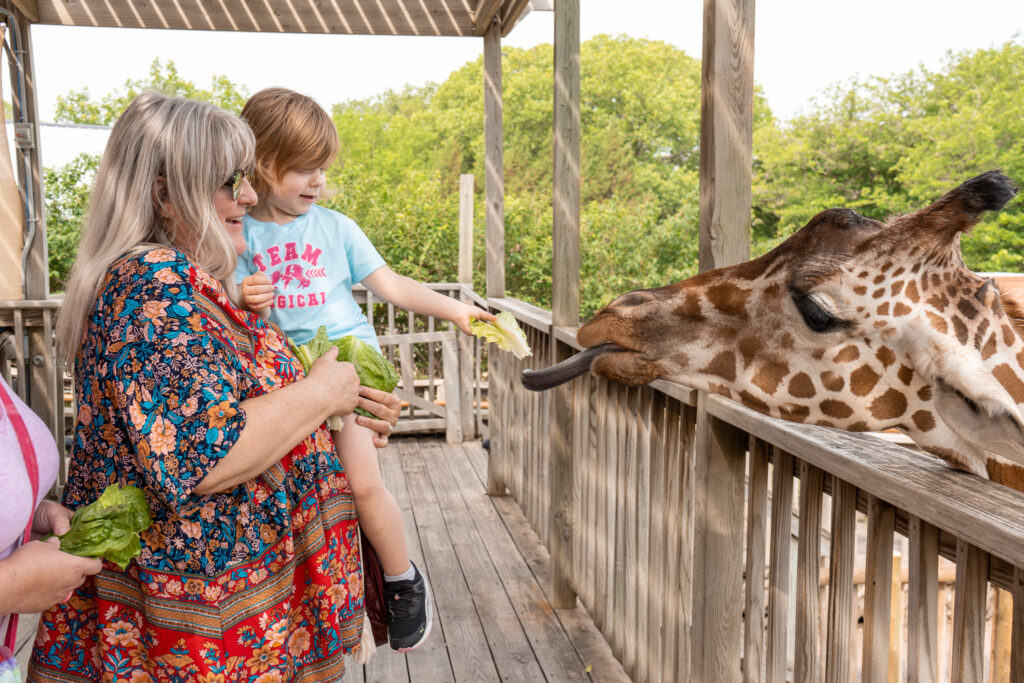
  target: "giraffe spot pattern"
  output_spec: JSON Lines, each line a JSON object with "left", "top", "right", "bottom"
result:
{"left": 993, "top": 364, "right": 1024, "bottom": 403}
{"left": 873, "top": 273, "right": 886, "bottom": 285}
{"left": 778, "top": 403, "right": 810, "bottom": 422}
{"left": 820, "top": 399, "right": 854, "bottom": 419}
{"left": 927, "top": 293, "right": 950, "bottom": 310}
{"left": 702, "top": 351, "right": 737, "bottom": 382}
{"left": 812, "top": 348, "right": 827, "bottom": 361}
{"left": 876, "top": 302, "right": 890, "bottom": 316}
{"left": 905, "top": 281, "right": 920, "bottom": 303}
{"left": 953, "top": 317, "right": 969, "bottom": 346}
{"left": 912, "top": 410, "right": 936, "bottom": 432}
{"left": 870, "top": 388, "right": 908, "bottom": 420}
{"left": 893, "top": 303, "right": 912, "bottom": 316}
{"left": 706, "top": 282, "right": 750, "bottom": 318}
{"left": 850, "top": 365, "right": 880, "bottom": 396}
{"left": 897, "top": 365, "right": 914, "bottom": 385}
{"left": 892, "top": 267, "right": 905, "bottom": 278}
{"left": 876, "top": 347, "right": 896, "bottom": 368}
{"left": 738, "top": 336, "right": 762, "bottom": 367}
{"left": 926, "top": 312, "right": 948, "bottom": 334}
{"left": 1004, "top": 325, "right": 1017, "bottom": 346}
{"left": 981, "top": 334, "right": 998, "bottom": 361}
{"left": 974, "top": 319, "right": 990, "bottom": 348}
{"left": 834, "top": 346, "right": 860, "bottom": 363}
{"left": 854, "top": 285, "right": 868, "bottom": 296}
{"left": 675, "top": 292, "right": 702, "bottom": 317}
{"left": 821, "top": 371, "right": 845, "bottom": 392}
{"left": 708, "top": 382, "right": 734, "bottom": 400}
{"left": 918, "top": 385, "right": 932, "bottom": 401}
{"left": 890, "top": 281, "right": 904, "bottom": 296}
{"left": 751, "top": 360, "right": 791, "bottom": 395}
{"left": 872, "top": 288, "right": 885, "bottom": 299}
{"left": 957, "top": 299, "right": 978, "bottom": 320}
{"left": 788, "top": 372, "right": 817, "bottom": 398}
{"left": 739, "top": 390, "right": 770, "bottom": 415}
{"left": 847, "top": 421, "right": 870, "bottom": 431}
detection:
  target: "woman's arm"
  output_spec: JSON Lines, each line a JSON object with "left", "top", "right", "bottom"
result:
{"left": 362, "top": 266, "right": 494, "bottom": 334}
{"left": 194, "top": 348, "right": 359, "bottom": 494}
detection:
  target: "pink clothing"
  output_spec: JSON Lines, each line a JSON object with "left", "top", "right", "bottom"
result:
{"left": 0, "top": 376, "right": 59, "bottom": 558}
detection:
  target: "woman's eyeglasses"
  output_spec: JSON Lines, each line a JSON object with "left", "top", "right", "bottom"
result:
{"left": 224, "top": 169, "right": 251, "bottom": 200}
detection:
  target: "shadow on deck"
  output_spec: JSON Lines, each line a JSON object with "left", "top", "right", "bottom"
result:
{"left": 16, "top": 437, "right": 628, "bottom": 683}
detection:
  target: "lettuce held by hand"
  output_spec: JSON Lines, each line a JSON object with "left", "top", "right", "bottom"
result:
{"left": 289, "top": 326, "right": 400, "bottom": 430}
{"left": 470, "top": 311, "right": 532, "bottom": 359}
{"left": 58, "top": 483, "right": 153, "bottom": 570}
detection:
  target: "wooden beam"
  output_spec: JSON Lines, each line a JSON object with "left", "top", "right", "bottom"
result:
{"left": 484, "top": 19, "right": 505, "bottom": 299}
{"left": 9, "top": 0, "right": 33, "bottom": 22}
{"left": 474, "top": 0, "right": 503, "bottom": 35}
{"left": 500, "top": 0, "right": 531, "bottom": 37}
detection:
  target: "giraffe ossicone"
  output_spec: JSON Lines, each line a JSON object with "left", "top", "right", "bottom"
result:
{"left": 524, "top": 171, "right": 1021, "bottom": 479}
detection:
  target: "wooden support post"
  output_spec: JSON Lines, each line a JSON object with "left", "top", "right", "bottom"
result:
{"left": 549, "top": 0, "right": 580, "bottom": 610}
{"left": 457, "top": 174, "right": 476, "bottom": 440}
{"left": 692, "top": 0, "right": 754, "bottom": 677}
{"left": 863, "top": 496, "right": 895, "bottom": 682}
{"left": 483, "top": 19, "right": 505, "bottom": 300}
{"left": 691, "top": 395, "right": 747, "bottom": 682}
{"left": 951, "top": 540, "right": 988, "bottom": 683}
{"left": 908, "top": 517, "right": 939, "bottom": 683}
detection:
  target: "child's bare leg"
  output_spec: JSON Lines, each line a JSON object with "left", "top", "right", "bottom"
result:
{"left": 333, "top": 413, "right": 411, "bottom": 577}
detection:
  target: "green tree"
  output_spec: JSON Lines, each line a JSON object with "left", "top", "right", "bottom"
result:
{"left": 54, "top": 58, "right": 249, "bottom": 124}
{"left": 45, "top": 153, "right": 98, "bottom": 292}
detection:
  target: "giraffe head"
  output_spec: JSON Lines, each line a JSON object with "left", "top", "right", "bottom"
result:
{"left": 524, "top": 171, "right": 1022, "bottom": 477}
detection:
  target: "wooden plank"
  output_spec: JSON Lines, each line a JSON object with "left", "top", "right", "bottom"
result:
{"left": 767, "top": 448, "right": 793, "bottom": 683}
{"left": 593, "top": 380, "right": 610, "bottom": 633}
{"left": 486, "top": 343, "right": 506, "bottom": 495}
{"left": 424, "top": 439, "right": 545, "bottom": 680}
{"left": 908, "top": 516, "right": 939, "bottom": 683}
{"left": 473, "top": 0, "right": 502, "bottom": 34}
{"left": 744, "top": 437, "right": 770, "bottom": 683}
{"left": 447, "top": 442, "right": 601, "bottom": 681}
{"left": 992, "top": 587, "right": 1012, "bottom": 683}
{"left": 607, "top": 383, "right": 623, "bottom": 655}
{"left": 795, "top": 462, "right": 824, "bottom": 683}
{"left": 500, "top": 0, "right": 531, "bottom": 36}
{"left": 551, "top": 0, "right": 580, "bottom": 331}
{"left": 690, "top": 395, "right": 747, "bottom": 683}
{"left": 662, "top": 399, "right": 686, "bottom": 682}
{"left": 622, "top": 387, "right": 639, "bottom": 677}
{"left": 441, "top": 339, "right": 461, "bottom": 442}
{"left": 377, "top": 330, "right": 456, "bottom": 346}
{"left": 825, "top": 479, "right": 857, "bottom": 683}
{"left": 951, "top": 540, "right": 989, "bottom": 683}
{"left": 584, "top": 374, "right": 600, "bottom": 622}
{"left": 487, "top": 297, "right": 551, "bottom": 334}
{"left": 400, "top": 440, "right": 499, "bottom": 682}
{"left": 379, "top": 441, "right": 453, "bottom": 682}
{"left": 483, "top": 20, "right": 505, "bottom": 299}
{"left": 889, "top": 554, "right": 903, "bottom": 683}
{"left": 35, "top": 0, "right": 478, "bottom": 36}
{"left": 643, "top": 390, "right": 665, "bottom": 683}
{"left": 862, "top": 495, "right": 895, "bottom": 682}
{"left": 698, "top": 0, "right": 755, "bottom": 272}
{"left": 549, "top": 338, "right": 576, "bottom": 607}
{"left": 1012, "top": 566, "right": 1024, "bottom": 682}
{"left": 457, "top": 173, "right": 474, "bottom": 284}
{"left": 612, "top": 385, "right": 628, "bottom": 663}
{"left": 707, "top": 396, "right": 1024, "bottom": 570}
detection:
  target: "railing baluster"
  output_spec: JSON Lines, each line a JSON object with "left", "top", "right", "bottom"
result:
{"left": 862, "top": 495, "right": 895, "bottom": 682}
{"left": 1012, "top": 567, "right": 1024, "bottom": 682}
{"left": 744, "top": 436, "right": 770, "bottom": 683}
{"left": 826, "top": 478, "right": 856, "bottom": 683}
{"left": 635, "top": 387, "right": 652, "bottom": 682}
{"left": 952, "top": 540, "right": 988, "bottom": 682}
{"left": 767, "top": 448, "right": 793, "bottom": 683}
{"left": 909, "top": 516, "right": 939, "bottom": 683}
{"left": 662, "top": 398, "right": 684, "bottom": 683}
{"left": 795, "top": 461, "right": 823, "bottom": 683}
{"left": 646, "top": 391, "right": 666, "bottom": 683}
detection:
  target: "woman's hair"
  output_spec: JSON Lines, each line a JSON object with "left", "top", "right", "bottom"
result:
{"left": 240, "top": 87, "right": 339, "bottom": 201}
{"left": 57, "top": 92, "right": 255, "bottom": 362}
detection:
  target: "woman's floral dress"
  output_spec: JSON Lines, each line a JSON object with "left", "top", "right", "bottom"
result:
{"left": 28, "top": 248, "right": 364, "bottom": 682}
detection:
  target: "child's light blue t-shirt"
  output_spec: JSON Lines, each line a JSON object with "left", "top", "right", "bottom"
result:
{"left": 235, "top": 204, "right": 386, "bottom": 350}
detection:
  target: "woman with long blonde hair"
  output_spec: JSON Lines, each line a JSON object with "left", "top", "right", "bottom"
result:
{"left": 32, "top": 93, "right": 400, "bottom": 682}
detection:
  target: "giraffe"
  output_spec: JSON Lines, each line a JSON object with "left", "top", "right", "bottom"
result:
{"left": 523, "top": 171, "right": 1022, "bottom": 479}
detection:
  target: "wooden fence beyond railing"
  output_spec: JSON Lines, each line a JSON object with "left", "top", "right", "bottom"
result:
{"left": 488, "top": 295, "right": 1024, "bottom": 683}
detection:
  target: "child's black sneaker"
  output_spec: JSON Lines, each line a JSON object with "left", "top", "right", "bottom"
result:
{"left": 384, "top": 562, "right": 433, "bottom": 652}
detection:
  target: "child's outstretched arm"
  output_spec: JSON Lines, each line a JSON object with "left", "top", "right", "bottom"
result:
{"left": 241, "top": 272, "right": 275, "bottom": 317}
{"left": 362, "top": 266, "right": 495, "bottom": 334}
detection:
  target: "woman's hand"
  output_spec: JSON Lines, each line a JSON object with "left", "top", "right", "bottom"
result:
{"left": 0, "top": 537, "right": 102, "bottom": 616}
{"left": 32, "top": 499, "right": 75, "bottom": 537}
{"left": 355, "top": 386, "right": 402, "bottom": 448}
{"left": 305, "top": 346, "right": 360, "bottom": 418}
{"left": 451, "top": 304, "right": 495, "bottom": 336}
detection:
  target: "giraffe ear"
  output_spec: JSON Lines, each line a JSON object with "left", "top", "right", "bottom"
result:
{"left": 897, "top": 171, "right": 1017, "bottom": 244}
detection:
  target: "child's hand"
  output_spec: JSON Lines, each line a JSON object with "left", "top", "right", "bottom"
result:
{"left": 241, "top": 273, "right": 275, "bottom": 313}
{"left": 454, "top": 305, "right": 495, "bottom": 336}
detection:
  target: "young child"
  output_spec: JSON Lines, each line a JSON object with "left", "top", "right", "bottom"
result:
{"left": 235, "top": 88, "right": 494, "bottom": 653}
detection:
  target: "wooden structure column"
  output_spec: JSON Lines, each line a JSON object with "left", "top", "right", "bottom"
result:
{"left": 483, "top": 15, "right": 508, "bottom": 497}
{"left": 549, "top": 0, "right": 580, "bottom": 609}
{"left": 691, "top": 0, "right": 756, "bottom": 680}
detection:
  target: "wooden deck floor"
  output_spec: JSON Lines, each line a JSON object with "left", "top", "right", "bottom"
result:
{"left": 17, "top": 437, "right": 628, "bottom": 682}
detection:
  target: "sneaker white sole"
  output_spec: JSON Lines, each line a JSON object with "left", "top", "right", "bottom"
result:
{"left": 395, "top": 569, "right": 433, "bottom": 653}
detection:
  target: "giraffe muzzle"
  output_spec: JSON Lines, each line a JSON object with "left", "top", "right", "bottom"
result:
{"left": 521, "top": 343, "right": 627, "bottom": 391}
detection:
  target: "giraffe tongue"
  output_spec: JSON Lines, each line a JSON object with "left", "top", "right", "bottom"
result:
{"left": 521, "top": 343, "right": 627, "bottom": 391}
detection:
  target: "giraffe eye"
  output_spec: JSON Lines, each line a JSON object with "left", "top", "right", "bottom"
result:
{"left": 794, "top": 295, "right": 839, "bottom": 333}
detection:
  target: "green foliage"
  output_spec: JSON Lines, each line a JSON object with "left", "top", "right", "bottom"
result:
{"left": 45, "top": 153, "right": 99, "bottom": 293}
{"left": 54, "top": 58, "right": 249, "bottom": 124}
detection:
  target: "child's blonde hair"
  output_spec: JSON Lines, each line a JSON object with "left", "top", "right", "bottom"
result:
{"left": 241, "top": 87, "right": 339, "bottom": 202}
{"left": 57, "top": 93, "right": 254, "bottom": 362}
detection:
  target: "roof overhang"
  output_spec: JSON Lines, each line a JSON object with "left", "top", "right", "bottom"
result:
{"left": 21, "top": 0, "right": 548, "bottom": 37}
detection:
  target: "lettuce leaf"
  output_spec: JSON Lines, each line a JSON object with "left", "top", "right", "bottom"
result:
{"left": 58, "top": 483, "right": 153, "bottom": 570}
{"left": 470, "top": 311, "right": 532, "bottom": 359}
{"left": 289, "top": 326, "right": 400, "bottom": 430}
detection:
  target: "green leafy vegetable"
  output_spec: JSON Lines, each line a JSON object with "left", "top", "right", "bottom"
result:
{"left": 58, "top": 484, "right": 153, "bottom": 570}
{"left": 469, "top": 311, "right": 532, "bottom": 359}
{"left": 289, "top": 326, "right": 400, "bottom": 430}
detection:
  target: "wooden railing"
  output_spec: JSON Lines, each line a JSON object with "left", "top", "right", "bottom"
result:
{"left": 487, "top": 296, "right": 1024, "bottom": 682}
{"left": 1, "top": 287, "right": 489, "bottom": 494}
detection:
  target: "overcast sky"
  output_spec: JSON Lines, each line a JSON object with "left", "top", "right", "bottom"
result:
{"left": 8, "top": 0, "right": 1024, "bottom": 165}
